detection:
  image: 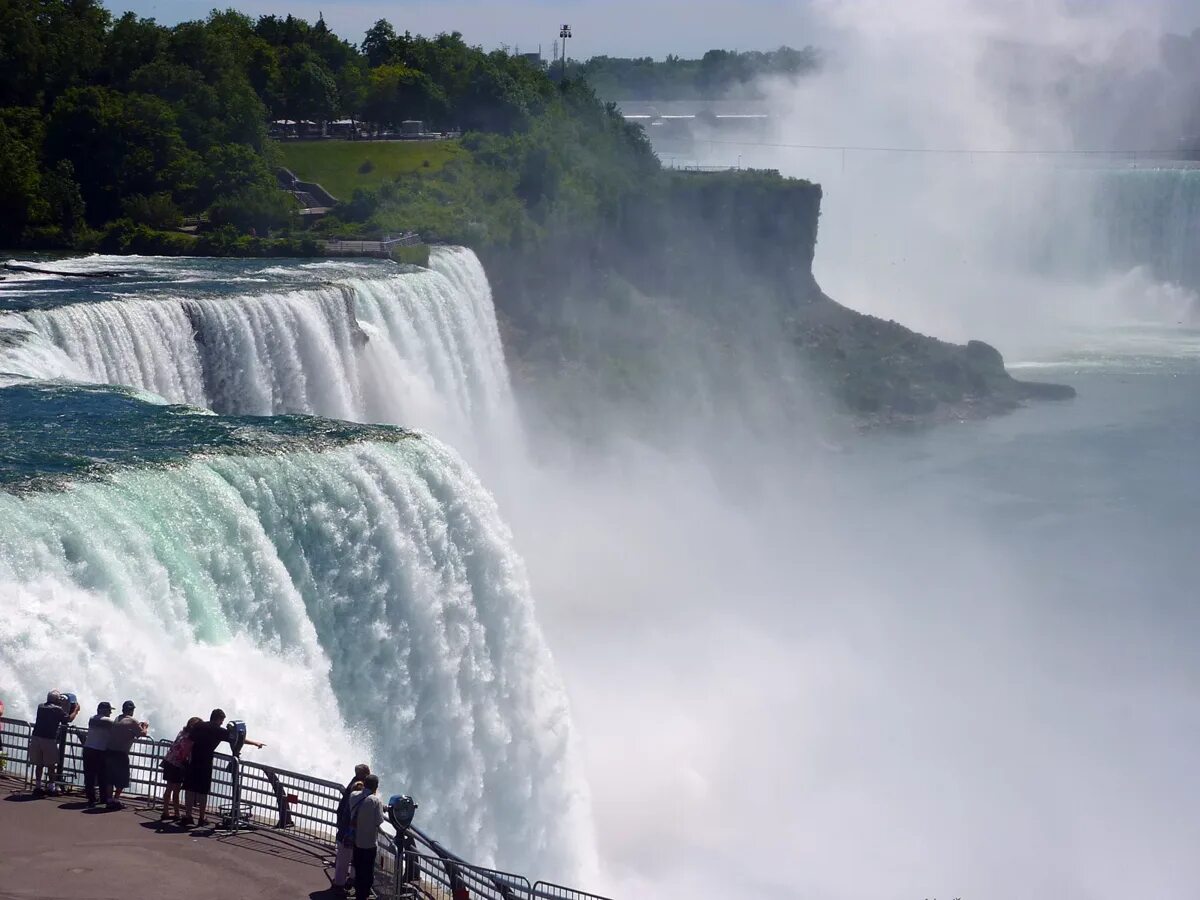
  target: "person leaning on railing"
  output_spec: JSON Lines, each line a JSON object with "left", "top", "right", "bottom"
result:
{"left": 159, "top": 717, "right": 202, "bottom": 823}
{"left": 29, "top": 691, "right": 74, "bottom": 795}
{"left": 181, "top": 708, "right": 264, "bottom": 828}
{"left": 82, "top": 702, "right": 115, "bottom": 807}
{"left": 105, "top": 700, "right": 149, "bottom": 810}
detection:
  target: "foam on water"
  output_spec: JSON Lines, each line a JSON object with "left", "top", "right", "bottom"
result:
{"left": 0, "top": 435, "right": 594, "bottom": 881}
{"left": 0, "top": 248, "right": 518, "bottom": 455}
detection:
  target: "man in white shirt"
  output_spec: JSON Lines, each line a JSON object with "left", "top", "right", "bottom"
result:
{"left": 348, "top": 774, "right": 386, "bottom": 899}
{"left": 82, "top": 702, "right": 114, "bottom": 807}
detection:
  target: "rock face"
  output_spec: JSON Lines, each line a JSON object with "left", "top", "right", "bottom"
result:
{"left": 485, "top": 168, "right": 1075, "bottom": 427}
{"left": 792, "top": 293, "right": 1075, "bottom": 425}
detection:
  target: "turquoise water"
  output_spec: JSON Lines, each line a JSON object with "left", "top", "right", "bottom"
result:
{"left": 0, "top": 381, "right": 411, "bottom": 491}
{"left": 0, "top": 253, "right": 593, "bottom": 883}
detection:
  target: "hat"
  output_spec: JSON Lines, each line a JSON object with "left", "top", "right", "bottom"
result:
{"left": 121, "top": 700, "right": 136, "bottom": 714}
{"left": 97, "top": 701, "right": 113, "bottom": 715}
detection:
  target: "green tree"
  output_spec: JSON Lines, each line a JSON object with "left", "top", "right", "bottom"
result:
{"left": 363, "top": 64, "right": 446, "bottom": 130}
{"left": 0, "top": 119, "right": 44, "bottom": 243}
{"left": 45, "top": 87, "right": 192, "bottom": 224}
{"left": 361, "top": 20, "right": 398, "bottom": 68}
{"left": 280, "top": 45, "right": 338, "bottom": 124}
{"left": 41, "top": 160, "right": 87, "bottom": 236}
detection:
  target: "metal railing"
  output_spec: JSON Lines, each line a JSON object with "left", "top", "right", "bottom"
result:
{"left": 0, "top": 716, "right": 612, "bottom": 900}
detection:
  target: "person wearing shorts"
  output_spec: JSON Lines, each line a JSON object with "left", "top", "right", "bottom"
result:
{"left": 160, "top": 717, "right": 201, "bottom": 822}
{"left": 105, "top": 701, "right": 148, "bottom": 810}
{"left": 28, "top": 692, "right": 67, "bottom": 794}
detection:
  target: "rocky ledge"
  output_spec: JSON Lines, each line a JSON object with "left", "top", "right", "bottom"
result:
{"left": 793, "top": 291, "right": 1076, "bottom": 427}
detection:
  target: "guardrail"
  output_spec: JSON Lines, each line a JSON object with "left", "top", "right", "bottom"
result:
{"left": 0, "top": 716, "right": 611, "bottom": 900}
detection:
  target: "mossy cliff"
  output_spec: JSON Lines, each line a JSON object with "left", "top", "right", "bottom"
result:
{"left": 480, "top": 167, "right": 1073, "bottom": 427}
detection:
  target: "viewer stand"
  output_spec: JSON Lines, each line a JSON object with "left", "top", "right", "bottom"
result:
{"left": 218, "top": 721, "right": 256, "bottom": 834}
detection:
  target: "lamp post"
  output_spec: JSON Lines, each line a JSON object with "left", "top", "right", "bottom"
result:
{"left": 559, "top": 24, "right": 572, "bottom": 80}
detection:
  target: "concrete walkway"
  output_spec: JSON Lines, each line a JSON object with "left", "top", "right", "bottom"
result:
{"left": 0, "top": 775, "right": 342, "bottom": 900}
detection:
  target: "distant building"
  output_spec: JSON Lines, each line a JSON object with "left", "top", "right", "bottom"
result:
{"left": 520, "top": 51, "right": 547, "bottom": 70}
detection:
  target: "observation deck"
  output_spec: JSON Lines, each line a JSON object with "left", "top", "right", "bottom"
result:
{"left": 0, "top": 774, "right": 331, "bottom": 900}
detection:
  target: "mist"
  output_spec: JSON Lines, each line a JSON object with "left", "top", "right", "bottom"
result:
{"left": 492, "top": 2, "right": 1200, "bottom": 898}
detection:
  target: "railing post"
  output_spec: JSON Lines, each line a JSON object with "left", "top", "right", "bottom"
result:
{"left": 261, "top": 767, "right": 294, "bottom": 828}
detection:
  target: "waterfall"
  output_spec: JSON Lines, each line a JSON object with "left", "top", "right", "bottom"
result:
{"left": 0, "top": 247, "right": 518, "bottom": 450}
{"left": 0, "top": 427, "right": 593, "bottom": 881}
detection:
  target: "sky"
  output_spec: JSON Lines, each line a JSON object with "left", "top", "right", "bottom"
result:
{"left": 107, "top": 0, "right": 824, "bottom": 57}
{"left": 107, "top": 0, "right": 1200, "bottom": 59}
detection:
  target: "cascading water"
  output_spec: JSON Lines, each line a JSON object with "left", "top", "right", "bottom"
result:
{"left": 0, "top": 385, "right": 593, "bottom": 881}
{"left": 0, "top": 250, "right": 588, "bottom": 880}
{"left": 0, "top": 247, "right": 518, "bottom": 454}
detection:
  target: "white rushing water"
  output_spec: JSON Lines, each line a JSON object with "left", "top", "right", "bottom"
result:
{"left": 0, "top": 247, "right": 517, "bottom": 453}
{"left": 0, "top": 435, "right": 594, "bottom": 881}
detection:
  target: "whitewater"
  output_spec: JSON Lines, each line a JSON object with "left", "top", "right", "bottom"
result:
{"left": 0, "top": 246, "right": 516, "bottom": 455}
{"left": 0, "top": 247, "right": 593, "bottom": 882}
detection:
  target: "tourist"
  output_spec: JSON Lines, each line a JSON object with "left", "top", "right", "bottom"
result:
{"left": 47, "top": 692, "right": 80, "bottom": 795}
{"left": 105, "top": 701, "right": 148, "bottom": 809}
{"left": 181, "top": 708, "right": 264, "bottom": 827}
{"left": 159, "top": 716, "right": 201, "bottom": 822}
{"left": 334, "top": 763, "right": 371, "bottom": 890}
{"left": 348, "top": 774, "right": 386, "bottom": 900}
{"left": 28, "top": 691, "right": 68, "bottom": 795}
{"left": 82, "top": 702, "right": 114, "bottom": 806}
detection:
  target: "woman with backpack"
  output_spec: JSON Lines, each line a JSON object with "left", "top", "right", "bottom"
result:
{"left": 160, "top": 717, "right": 202, "bottom": 822}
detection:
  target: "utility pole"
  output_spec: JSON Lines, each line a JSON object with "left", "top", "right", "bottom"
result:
{"left": 559, "top": 24, "right": 572, "bottom": 80}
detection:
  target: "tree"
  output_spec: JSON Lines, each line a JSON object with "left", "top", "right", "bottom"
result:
{"left": 196, "top": 143, "right": 277, "bottom": 207}
{"left": 280, "top": 45, "right": 339, "bottom": 124}
{"left": 41, "top": 160, "right": 87, "bottom": 236}
{"left": 45, "top": 87, "right": 192, "bottom": 224}
{"left": 102, "top": 13, "right": 167, "bottom": 88}
{"left": 361, "top": 20, "right": 398, "bottom": 68}
{"left": 0, "top": 120, "right": 44, "bottom": 242}
{"left": 363, "top": 64, "right": 446, "bottom": 130}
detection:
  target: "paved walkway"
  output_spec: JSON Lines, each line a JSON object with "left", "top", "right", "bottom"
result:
{"left": 0, "top": 775, "right": 342, "bottom": 900}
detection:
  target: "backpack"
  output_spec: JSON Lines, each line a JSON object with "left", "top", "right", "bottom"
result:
{"left": 163, "top": 730, "right": 193, "bottom": 767}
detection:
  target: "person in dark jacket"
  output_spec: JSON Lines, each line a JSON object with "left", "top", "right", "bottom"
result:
{"left": 180, "top": 708, "right": 264, "bottom": 827}
{"left": 29, "top": 692, "right": 68, "bottom": 795}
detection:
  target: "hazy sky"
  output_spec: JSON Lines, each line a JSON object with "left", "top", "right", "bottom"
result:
{"left": 107, "top": 0, "right": 1200, "bottom": 60}
{"left": 109, "top": 0, "right": 822, "bottom": 57}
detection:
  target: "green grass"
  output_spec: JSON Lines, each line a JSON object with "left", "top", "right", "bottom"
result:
{"left": 276, "top": 140, "right": 466, "bottom": 202}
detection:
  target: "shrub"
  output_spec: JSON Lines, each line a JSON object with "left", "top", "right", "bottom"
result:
{"left": 121, "top": 192, "right": 183, "bottom": 229}
{"left": 358, "top": 159, "right": 375, "bottom": 174}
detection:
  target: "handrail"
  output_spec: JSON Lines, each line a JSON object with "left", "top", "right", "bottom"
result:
{"left": 0, "top": 715, "right": 612, "bottom": 900}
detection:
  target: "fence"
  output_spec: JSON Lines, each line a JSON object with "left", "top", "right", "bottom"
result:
{"left": 0, "top": 716, "right": 612, "bottom": 900}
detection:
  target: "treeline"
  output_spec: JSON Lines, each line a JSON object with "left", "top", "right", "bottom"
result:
{"left": 568, "top": 47, "right": 820, "bottom": 101}
{"left": 0, "top": 1, "right": 568, "bottom": 248}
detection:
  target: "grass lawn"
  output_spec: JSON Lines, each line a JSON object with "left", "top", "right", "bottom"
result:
{"left": 276, "top": 139, "right": 466, "bottom": 202}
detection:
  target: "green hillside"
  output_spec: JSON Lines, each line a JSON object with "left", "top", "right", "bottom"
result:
{"left": 277, "top": 140, "right": 466, "bottom": 201}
